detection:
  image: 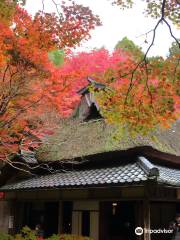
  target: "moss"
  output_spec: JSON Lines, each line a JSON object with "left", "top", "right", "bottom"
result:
{"left": 36, "top": 119, "right": 180, "bottom": 162}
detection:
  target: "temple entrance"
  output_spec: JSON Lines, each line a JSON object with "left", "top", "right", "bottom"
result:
{"left": 100, "top": 201, "right": 136, "bottom": 240}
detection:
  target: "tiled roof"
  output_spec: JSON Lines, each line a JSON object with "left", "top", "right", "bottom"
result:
{"left": 157, "top": 165, "right": 180, "bottom": 186}
{"left": 20, "top": 150, "right": 38, "bottom": 164}
{"left": 1, "top": 157, "right": 180, "bottom": 191}
{"left": 0, "top": 162, "right": 147, "bottom": 190}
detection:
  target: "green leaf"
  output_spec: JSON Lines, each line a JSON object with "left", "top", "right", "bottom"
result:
{"left": 48, "top": 49, "right": 64, "bottom": 67}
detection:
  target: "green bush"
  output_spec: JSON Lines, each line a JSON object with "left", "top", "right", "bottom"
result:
{"left": 0, "top": 228, "right": 93, "bottom": 240}
{"left": 14, "top": 226, "right": 37, "bottom": 240}
{"left": 46, "top": 234, "right": 93, "bottom": 240}
{"left": 46, "top": 234, "right": 59, "bottom": 240}
{"left": 0, "top": 232, "right": 13, "bottom": 240}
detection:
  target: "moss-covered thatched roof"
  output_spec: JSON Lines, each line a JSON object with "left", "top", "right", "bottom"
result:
{"left": 36, "top": 119, "right": 180, "bottom": 162}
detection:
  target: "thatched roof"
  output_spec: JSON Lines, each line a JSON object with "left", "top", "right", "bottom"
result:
{"left": 36, "top": 119, "right": 180, "bottom": 162}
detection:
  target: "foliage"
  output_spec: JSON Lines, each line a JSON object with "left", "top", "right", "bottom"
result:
{"left": 96, "top": 58, "right": 179, "bottom": 135}
{"left": 0, "top": 0, "right": 100, "bottom": 162}
{"left": 47, "top": 234, "right": 93, "bottom": 240}
{"left": 168, "top": 40, "right": 180, "bottom": 57}
{"left": 115, "top": 37, "right": 144, "bottom": 60}
{"left": 46, "top": 48, "right": 131, "bottom": 115}
{"left": 113, "top": 0, "right": 180, "bottom": 26}
{"left": 14, "top": 226, "right": 37, "bottom": 240}
{"left": 48, "top": 48, "right": 179, "bottom": 136}
{"left": 112, "top": 0, "right": 133, "bottom": 9}
{"left": 0, "top": 228, "right": 93, "bottom": 240}
{"left": 0, "top": 0, "right": 179, "bottom": 166}
{"left": 48, "top": 50, "right": 65, "bottom": 67}
{"left": 0, "top": 232, "right": 13, "bottom": 240}
{"left": 46, "top": 235, "right": 59, "bottom": 240}
{"left": 144, "top": 0, "right": 180, "bottom": 26}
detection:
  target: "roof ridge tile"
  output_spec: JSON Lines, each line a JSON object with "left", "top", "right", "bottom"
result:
{"left": 138, "top": 156, "right": 159, "bottom": 177}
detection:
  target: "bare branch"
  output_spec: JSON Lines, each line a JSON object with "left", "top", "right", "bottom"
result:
{"left": 163, "top": 18, "right": 180, "bottom": 48}
{"left": 124, "top": 0, "right": 180, "bottom": 104}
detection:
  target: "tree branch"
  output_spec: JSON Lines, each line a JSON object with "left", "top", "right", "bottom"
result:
{"left": 124, "top": 0, "right": 180, "bottom": 105}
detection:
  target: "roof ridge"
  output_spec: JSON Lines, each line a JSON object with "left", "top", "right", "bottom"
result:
{"left": 138, "top": 156, "right": 159, "bottom": 177}
{"left": 77, "top": 77, "right": 106, "bottom": 95}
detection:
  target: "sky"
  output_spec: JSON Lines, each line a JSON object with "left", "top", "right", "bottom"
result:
{"left": 25, "top": 0, "right": 180, "bottom": 57}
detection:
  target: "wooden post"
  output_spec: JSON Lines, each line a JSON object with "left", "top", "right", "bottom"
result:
{"left": 143, "top": 199, "right": 151, "bottom": 240}
{"left": 90, "top": 211, "right": 99, "bottom": 240}
{"left": 72, "top": 211, "right": 82, "bottom": 235}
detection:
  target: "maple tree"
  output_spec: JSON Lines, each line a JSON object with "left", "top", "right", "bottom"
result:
{"left": 0, "top": 0, "right": 100, "bottom": 165}
{"left": 113, "top": 0, "right": 180, "bottom": 69}
{"left": 105, "top": 0, "right": 180, "bottom": 135}
{"left": 113, "top": 0, "right": 180, "bottom": 26}
{"left": 44, "top": 48, "right": 132, "bottom": 116}
{"left": 96, "top": 56, "right": 179, "bottom": 136}
{"left": 0, "top": 0, "right": 179, "bottom": 168}
{"left": 48, "top": 47, "right": 179, "bottom": 136}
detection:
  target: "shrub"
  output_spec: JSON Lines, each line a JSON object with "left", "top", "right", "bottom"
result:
{"left": 0, "top": 232, "right": 13, "bottom": 240}
{"left": 14, "top": 226, "right": 37, "bottom": 240}
{"left": 47, "top": 235, "right": 93, "bottom": 240}
{"left": 0, "top": 230, "right": 93, "bottom": 240}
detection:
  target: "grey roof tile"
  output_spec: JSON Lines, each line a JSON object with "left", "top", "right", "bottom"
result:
{"left": 1, "top": 162, "right": 147, "bottom": 191}
{"left": 156, "top": 165, "right": 180, "bottom": 186}
{"left": 1, "top": 157, "right": 180, "bottom": 191}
